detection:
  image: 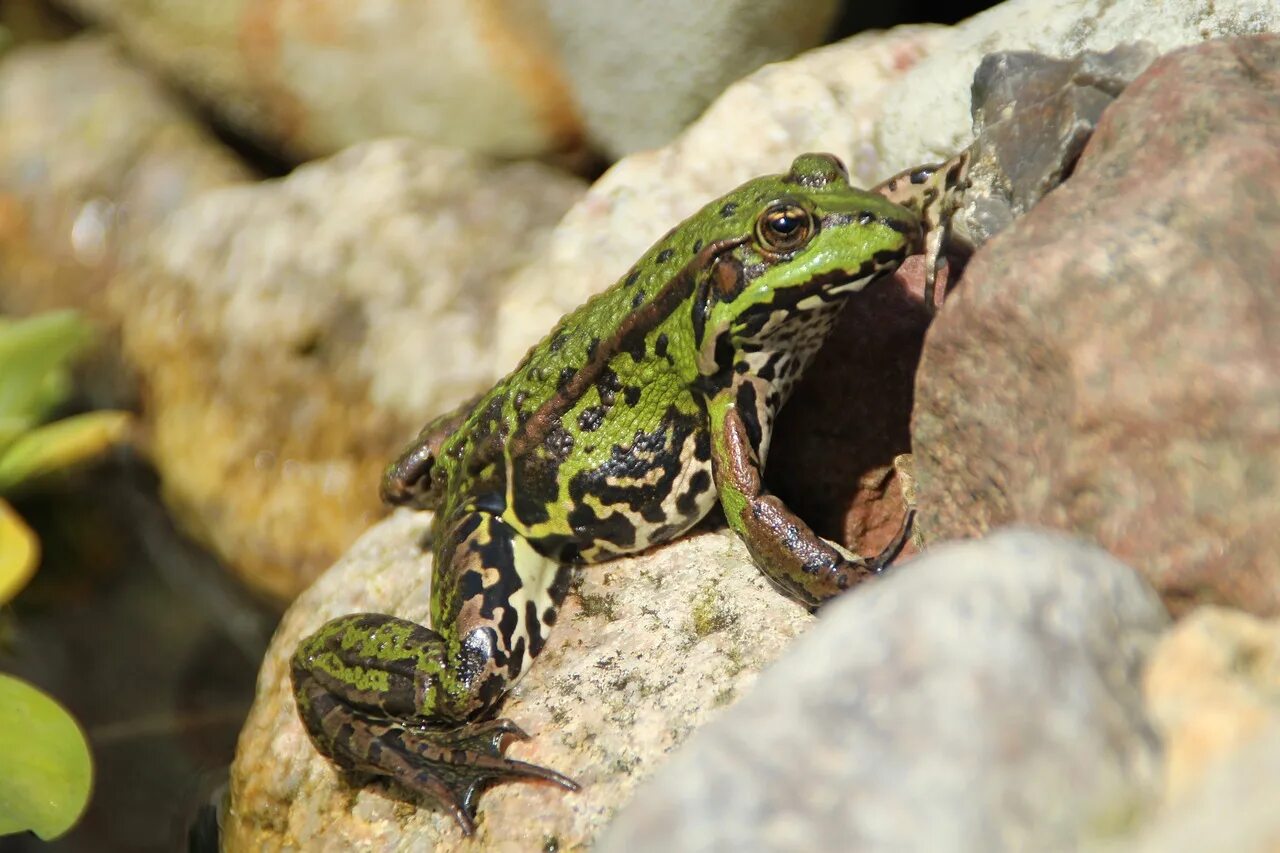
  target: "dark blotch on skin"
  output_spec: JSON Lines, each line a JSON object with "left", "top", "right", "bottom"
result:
{"left": 625, "top": 270, "right": 642, "bottom": 288}
{"left": 578, "top": 406, "right": 606, "bottom": 432}
{"left": 656, "top": 247, "right": 675, "bottom": 264}
{"left": 557, "top": 367, "right": 576, "bottom": 390}
{"left": 654, "top": 333, "right": 669, "bottom": 359}
{"left": 549, "top": 331, "right": 569, "bottom": 353}
{"left": 526, "top": 600, "right": 547, "bottom": 658}
{"left": 910, "top": 167, "right": 933, "bottom": 184}
{"left": 676, "top": 469, "right": 712, "bottom": 515}
{"left": 691, "top": 239, "right": 703, "bottom": 254}
{"left": 720, "top": 201, "right": 738, "bottom": 218}
{"left": 631, "top": 291, "right": 645, "bottom": 309}
{"left": 623, "top": 386, "right": 641, "bottom": 406}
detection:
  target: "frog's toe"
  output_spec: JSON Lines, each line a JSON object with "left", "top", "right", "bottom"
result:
{"left": 386, "top": 718, "right": 579, "bottom": 835}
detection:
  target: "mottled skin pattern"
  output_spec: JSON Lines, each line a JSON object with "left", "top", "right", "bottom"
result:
{"left": 292, "top": 152, "right": 966, "bottom": 834}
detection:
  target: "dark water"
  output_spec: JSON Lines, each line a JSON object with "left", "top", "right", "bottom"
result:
{"left": 0, "top": 456, "right": 277, "bottom": 852}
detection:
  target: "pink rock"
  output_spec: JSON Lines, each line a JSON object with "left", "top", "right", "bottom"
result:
{"left": 914, "top": 35, "right": 1280, "bottom": 615}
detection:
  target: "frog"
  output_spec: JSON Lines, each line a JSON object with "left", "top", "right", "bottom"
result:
{"left": 291, "top": 151, "right": 968, "bottom": 835}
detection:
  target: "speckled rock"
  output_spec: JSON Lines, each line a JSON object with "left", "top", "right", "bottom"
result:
{"left": 0, "top": 35, "right": 247, "bottom": 324}
{"left": 112, "top": 141, "right": 585, "bottom": 600}
{"left": 913, "top": 35, "right": 1280, "bottom": 615}
{"left": 600, "top": 528, "right": 1169, "bottom": 852}
{"left": 226, "top": 512, "right": 813, "bottom": 849}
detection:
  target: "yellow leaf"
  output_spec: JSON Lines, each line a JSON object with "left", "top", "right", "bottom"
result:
{"left": 0, "top": 499, "right": 38, "bottom": 605}
{"left": 0, "top": 411, "right": 132, "bottom": 494}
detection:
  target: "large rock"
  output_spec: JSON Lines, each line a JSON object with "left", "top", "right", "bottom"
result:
{"left": 600, "top": 528, "right": 1169, "bottom": 852}
{"left": 50, "top": 0, "right": 840, "bottom": 160}
{"left": 913, "top": 35, "right": 1280, "bottom": 615}
{"left": 227, "top": 513, "right": 814, "bottom": 848}
{"left": 112, "top": 141, "right": 585, "bottom": 599}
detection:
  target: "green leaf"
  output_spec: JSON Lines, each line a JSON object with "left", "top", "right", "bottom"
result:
{"left": 0, "top": 674, "right": 93, "bottom": 840}
{"left": 0, "top": 411, "right": 132, "bottom": 495}
{"left": 0, "top": 311, "right": 93, "bottom": 425}
{"left": 0, "top": 499, "right": 38, "bottom": 604}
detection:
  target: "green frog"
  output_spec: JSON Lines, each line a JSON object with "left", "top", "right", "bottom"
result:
{"left": 291, "top": 151, "right": 968, "bottom": 834}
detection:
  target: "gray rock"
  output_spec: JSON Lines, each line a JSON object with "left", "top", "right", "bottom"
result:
{"left": 958, "top": 43, "right": 1160, "bottom": 249}
{"left": 600, "top": 528, "right": 1169, "bottom": 853}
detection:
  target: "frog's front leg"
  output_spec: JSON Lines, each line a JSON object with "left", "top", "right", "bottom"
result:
{"left": 290, "top": 509, "right": 578, "bottom": 835}
{"left": 873, "top": 150, "right": 972, "bottom": 313}
{"left": 707, "top": 380, "right": 912, "bottom": 608}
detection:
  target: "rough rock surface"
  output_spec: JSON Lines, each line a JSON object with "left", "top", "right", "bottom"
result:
{"left": 913, "top": 35, "right": 1280, "bottom": 615}
{"left": 0, "top": 35, "right": 247, "bottom": 325}
{"left": 600, "top": 528, "right": 1169, "bottom": 852}
{"left": 112, "top": 141, "right": 584, "bottom": 599}
{"left": 227, "top": 512, "right": 814, "bottom": 849}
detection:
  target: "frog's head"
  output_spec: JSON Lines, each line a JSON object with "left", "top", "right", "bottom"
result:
{"left": 691, "top": 153, "right": 920, "bottom": 374}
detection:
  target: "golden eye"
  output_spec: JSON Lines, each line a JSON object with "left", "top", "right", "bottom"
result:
{"left": 755, "top": 202, "right": 813, "bottom": 253}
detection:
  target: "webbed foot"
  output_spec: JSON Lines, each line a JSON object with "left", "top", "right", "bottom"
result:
{"left": 372, "top": 717, "right": 579, "bottom": 835}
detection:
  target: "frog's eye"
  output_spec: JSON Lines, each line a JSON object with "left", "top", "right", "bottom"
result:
{"left": 755, "top": 202, "right": 814, "bottom": 253}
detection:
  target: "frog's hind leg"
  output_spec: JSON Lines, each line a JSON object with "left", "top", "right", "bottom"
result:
{"left": 291, "top": 511, "right": 578, "bottom": 834}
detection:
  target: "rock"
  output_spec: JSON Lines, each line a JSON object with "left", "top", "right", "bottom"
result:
{"left": 1142, "top": 607, "right": 1280, "bottom": 802}
{"left": 1088, "top": 608, "right": 1280, "bottom": 852}
{"left": 958, "top": 43, "right": 1160, "bottom": 250}
{"left": 112, "top": 141, "right": 585, "bottom": 599}
{"left": 226, "top": 513, "right": 814, "bottom": 848}
{"left": 51, "top": 0, "right": 585, "bottom": 160}
{"left": 543, "top": 0, "right": 839, "bottom": 157}
{"left": 51, "top": 0, "right": 840, "bottom": 161}
{"left": 0, "top": 35, "right": 247, "bottom": 326}
{"left": 1092, "top": 726, "right": 1280, "bottom": 853}
{"left": 874, "top": 0, "right": 1280, "bottom": 168}
{"left": 913, "top": 35, "right": 1280, "bottom": 616}
{"left": 599, "top": 528, "right": 1169, "bottom": 852}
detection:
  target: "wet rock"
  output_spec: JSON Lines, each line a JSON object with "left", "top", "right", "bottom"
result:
{"left": 914, "top": 35, "right": 1280, "bottom": 615}
{"left": 112, "top": 141, "right": 584, "bottom": 599}
{"left": 227, "top": 513, "right": 813, "bottom": 848}
{"left": 600, "top": 528, "right": 1168, "bottom": 852}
